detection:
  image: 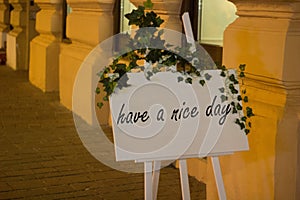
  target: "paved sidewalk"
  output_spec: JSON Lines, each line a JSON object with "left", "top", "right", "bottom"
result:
{"left": 0, "top": 65, "right": 206, "bottom": 200}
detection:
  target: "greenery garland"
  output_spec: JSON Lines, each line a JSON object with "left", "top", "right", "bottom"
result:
{"left": 96, "top": 0, "right": 254, "bottom": 134}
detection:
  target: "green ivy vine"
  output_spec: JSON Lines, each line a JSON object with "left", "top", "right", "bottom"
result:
{"left": 218, "top": 64, "right": 254, "bottom": 134}
{"left": 96, "top": 0, "right": 254, "bottom": 135}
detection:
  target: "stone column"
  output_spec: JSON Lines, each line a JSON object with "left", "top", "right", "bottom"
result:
{"left": 0, "top": 0, "right": 9, "bottom": 48}
{"left": 130, "top": 0, "right": 183, "bottom": 32}
{"left": 59, "top": 0, "right": 115, "bottom": 125}
{"left": 29, "top": 0, "right": 62, "bottom": 92}
{"left": 6, "top": 0, "right": 26, "bottom": 70}
{"left": 205, "top": 1, "right": 300, "bottom": 199}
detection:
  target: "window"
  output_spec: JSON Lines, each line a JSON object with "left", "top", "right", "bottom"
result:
{"left": 200, "top": 0, "right": 237, "bottom": 46}
{"left": 120, "top": 0, "right": 136, "bottom": 32}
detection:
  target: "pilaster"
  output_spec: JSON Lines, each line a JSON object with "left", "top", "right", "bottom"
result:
{"left": 0, "top": 0, "right": 9, "bottom": 48}
{"left": 29, "top": 0, "right": 62, "bottom": 92}
{"left": 59, "top": 0, "right": 115, "bottom": 125}
{"left": 6, "top": 0, "right": 26, "bottom": 70}
{"left": 130, "top": 0, "right": 183, "bottom": 32}
{"left": 205, "top": 1, "right": 300, "bottom": 200}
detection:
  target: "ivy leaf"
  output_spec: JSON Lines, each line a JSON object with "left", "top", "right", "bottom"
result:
{"left": 246, "top": 107, "right": 254, "bottom": 117}
{"left": 103, "top": 96, "right": 109, "bottom": 101}
{"left": 245, "top": 129, "right": 250, "bottom": 135}
{"left": 239, "top": 122, "right": 245, "bottom": 130}
{"left": 125, "top": 6, "right": 145, "bottom": 26}
{"left": 97, "top": 70, "right": 104, "bottom": 78}
{"left": 143, "top": 0, "right": 153, "bottom": 9}
{"left": 239, "top": 72, "right": 245, "bottom": 78}
{"left": 235, "top": 119, "right": 245, "bottom": 130}
{"left": 97, "top": 102, "right": 103, "bottom": 109}
{"left": 242, "top": 89, "right": 247, "bottom": 94}
{"left": 219, "top": 87, "right": 225, "bottom": 93}
{"left": 248, "top": 121, "right": 252, "bottom": 128}
{"left": 155, "top": 17, "right": 164, "bottom": 27}
{"left": 229, "top": 84, "right": 238, "bottom": 94}
{"left": 243, "top": 96, "right": 249, "bottom": 102}
{"left": 178, "top": 76, "right": 184, "bottom": 82}
{"left": 236, "top": 103, "right": 242, "bottom": 110}
{"left": 115, "top": 63, "right": 127, "bottom": 71}
{"left": 157, "top": 29, "right": 164, "bottom": 38}
{"left": 239, "top": 64, "right": 246, "bottom": 71}
{"left": 221, "top": 95, "right": 228, "bottom": 103}
{"left": 232, "top": 107, "right": 237, "bottom": 114}
{"left": 195, "top": 70, "right": 201, "bottom": 77}
{"left": 220, "top": 71, "right": 226, "bottom": 77}
{"left": 185, "top": 77, "right": 192, "bottom": 84}
{"left": 229, "top": 74, "right": 238, "bottom": 84}
{"left": 237, "top": 95, "right": 242, "bottom": 101}
{"left": 218, "top": 65, "right": 226, "bottom": 71}
{"left": 204, "top": 73, "right": 212, "bottom": 81}
{"left": 146, "top": 71, "right": 153, "bottom": 80}
{"left": 241, "top": 116, "right": 247, "bottom": 122}
{"left": 95, "top": 87, "right": 100, "bottom": 94}
{"left": 199, "top": 79, "right": 205, "bottom": 86}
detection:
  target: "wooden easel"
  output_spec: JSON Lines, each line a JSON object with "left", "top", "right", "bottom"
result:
{"left": 141, "top": 159, "right": 191, "bottom": 200}
{"left": 140, "top": 156, "right": 226, "bottom": 200}
{"left": 140, "top": 13, "right": 227, "bottom": 200}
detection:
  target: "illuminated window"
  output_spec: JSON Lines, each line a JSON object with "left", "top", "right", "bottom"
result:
{"left": 200, "top": 0, "right": 237, "bottom": 46}
{"left": 120, "top": 0, "right": 136, "bottom": 32}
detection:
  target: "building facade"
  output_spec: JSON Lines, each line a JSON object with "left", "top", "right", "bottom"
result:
{"left": 0, "top": 0, "right": 299, "bottom": 199}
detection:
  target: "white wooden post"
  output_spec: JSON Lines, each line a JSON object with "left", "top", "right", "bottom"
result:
{"left": 144, "top": 161, "right": 153, "bottom": 200}
{"left": 182, "top": 12, "right": 195, "bottom": 50}
{"left": 211, "top": 157, "right": 227, "bottom": 200}
{"left": 152, "top": 161, "right": 161, "bottom": 200}
{"left": 179, "top": 159, "right": 191, "bottom": 200}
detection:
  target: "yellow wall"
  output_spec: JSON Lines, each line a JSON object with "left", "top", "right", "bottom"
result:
{"left": 218, "top": 1, "right": 300, "bottom": 199}
{"left": 188, "top": 1, "right": 300, "bottom": 200}
{"left": 0, "top": 0, "right": 10, "bottom": 48}
{"left": 6, "top": 0, "right": 27, "bottom": 70}
{"left": 29, "top": 0, "right": 61, "bottom": 91}
{"left": 59, "top": 0, "right": 115, "bottom": 125}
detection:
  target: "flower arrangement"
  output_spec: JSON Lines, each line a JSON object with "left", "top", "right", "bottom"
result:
{"left": 96, "top": 0, "right": 254, "bottom": 134}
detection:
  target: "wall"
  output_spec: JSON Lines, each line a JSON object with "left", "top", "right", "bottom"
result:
{"left": 59, "top": 0, "right": 115, "bottom": 126}
{"left": 186, "top": 1, "right": 300, "bottom": 200}
{"left": 29, "top": 0, "right": 62, "bottom": 92}
{"left": 0, "top": 0, "right": 9, "bottom": 48}
{"left": 6, "top": 0, "right": 38, "bottom": 70}
{"left": 207, "top": 1, "right": 300, "bottom": 199}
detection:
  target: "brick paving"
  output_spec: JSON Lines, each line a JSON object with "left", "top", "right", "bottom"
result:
{"left": 0, "top": 65, "right": 206, "bottom": 200}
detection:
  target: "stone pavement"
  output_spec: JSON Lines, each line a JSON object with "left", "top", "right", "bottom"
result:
{"left": 0, "top": 65, "right": 206, "bottom": 200}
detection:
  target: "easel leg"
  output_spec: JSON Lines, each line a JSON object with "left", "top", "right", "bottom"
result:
{"left": 211, "top": 157, "right": 227, "bottom": 200}
{"left": 152, "top": 161, "right": 161, "bottom": 200}
{"left": 144, "top": 161, "right": 153, "bottom": 200}
{"left": 179, "top": 159, "right": 191, "bottom": 200}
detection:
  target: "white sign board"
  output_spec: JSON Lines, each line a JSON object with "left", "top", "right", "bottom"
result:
{"left": 110, "top": 70, "right": 249, "bottom": 162}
